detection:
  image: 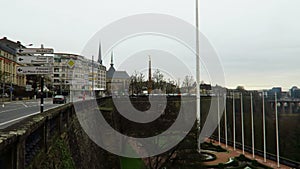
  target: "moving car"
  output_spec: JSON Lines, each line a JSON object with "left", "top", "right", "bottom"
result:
{"left": 53, "top": 95, "right": 66, "bottom": 104}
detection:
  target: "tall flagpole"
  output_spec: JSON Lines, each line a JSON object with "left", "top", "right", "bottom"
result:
{"left": 251, "top": 93, "right": 255, "bottom": 158}
{"left": 92, "top": 55, "right": 94, "bottom": 97}
{"left": 241, "top": 93, "right": 245, "bottom": 154}
{"left": 262, "top": 92, "right": 267, "bottom": 162}
{"left": 196, "top": 0, "right": 201, "bottom": 150}
{"left": 217, "top": 93, "right": 221, "bottom": 145}
{"left": 275, "top": 93, "right": 280, "bottom": 168}
{"left": 233, "top": 91, "right": 236, "bottom": 150}
{"left": 224, "top": 94, "right": 228, "bottom": 148}
{"left": 196, "top": 0, "right": 200, "bottom": 121}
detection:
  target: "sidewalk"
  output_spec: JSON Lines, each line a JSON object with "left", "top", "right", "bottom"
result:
{"left": 203, "top": 139, "right": 291, "bottom": 169}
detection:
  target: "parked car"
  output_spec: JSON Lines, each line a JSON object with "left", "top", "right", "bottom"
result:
{"left": 53, "top": 95, "right": 66, "bottom": 104}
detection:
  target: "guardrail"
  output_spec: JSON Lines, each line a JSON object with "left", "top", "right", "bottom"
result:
{"left": 210, "top": 135, "right": 300, "bottom": 168}
{"left": 0, "top": 103, "right": 74, "bottom": 169}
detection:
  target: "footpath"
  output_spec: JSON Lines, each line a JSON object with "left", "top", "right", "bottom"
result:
{"left": 203, "top": 139, "right": 291, "bottom": 169}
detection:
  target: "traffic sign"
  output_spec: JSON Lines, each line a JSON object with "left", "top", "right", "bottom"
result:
{"left": 17, "top": 56, "right": 53, "bottom": 64}
{"left": 18, "top": 48, "right": 54, "bottom": 54}
{"left": 17, "top": 66, "right": 51, "bottom": 74}
{"left": 67, "top": 59, "right": 75, "bottom": 68}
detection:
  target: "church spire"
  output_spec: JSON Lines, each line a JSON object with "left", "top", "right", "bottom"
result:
{"left": 110, "top": 51, "right": 114, "bottom": 67}
{"left": 98, "top": 41, "right": 102, "bottom": 64}
{"left": 148, "top": 55, "right": 152, "bottom": 94}
{"left": 148, "top": 55, "right": 151, "bottom": 82}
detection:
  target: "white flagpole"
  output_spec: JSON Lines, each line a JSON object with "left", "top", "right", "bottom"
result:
{"left": 262, "top": 92, "right": 266, "bottom": 162}
{"left": 251, "top": 93, "right": 255, "bottom": 158}
{"left": 195, "top": 0, "right": 201, "bottom": 152}
{"left": 218, "top": 93, "right": 221, "bottom": 145}
{"left": 224, "top": 94, "right": 228, "bottom": 148}
{"left": 275, "top": 93, "right": 280, "bottom": 168}
{"left": 195, "top": 0, "right": 200, "bottom": 123}
{"left": 241, "top": 93, "right": 245, "bottom": 154}
{"left": 233, "top": 91, "right": 236, "bottom": 150}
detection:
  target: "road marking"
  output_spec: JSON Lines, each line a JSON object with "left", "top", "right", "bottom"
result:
{"left": 0, "top": 101, "right": 53, "bottom": 114}
{"left": 0, "top": 105, "right": 61, "bottom": 127}
{"left": 0, "top": 112, "right": 40, "bottom": 126}
{"left": 21, "top": 102, "right": 28, "bottom": 108}
{"left": 0, "top": 105, "right": 37, "bottom": 114}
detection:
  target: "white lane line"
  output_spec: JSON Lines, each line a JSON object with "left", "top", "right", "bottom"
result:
{"left": 0, "top": 105, "right": 61, "bottom": 127}
{"left": 0, "top": 102, "right": 54, "bottom": 114}
{"left": 0, "top": 112, "right": 40, "bottom": 126}
{"left": 0, "top": 105, "right": 37, "bottom": 114}
{"left": 21, "top": 102, "right": 28, "bottom": 108}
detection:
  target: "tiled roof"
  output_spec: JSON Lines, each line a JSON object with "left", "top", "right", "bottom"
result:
{"left": 106, "top": 65, "right": 129, "bottom": 79}
{"left": 0, "top": 37, "right": 24, "bottom": 55}
{"left": 0, "top": 43, "right": 16, "bottom": 55}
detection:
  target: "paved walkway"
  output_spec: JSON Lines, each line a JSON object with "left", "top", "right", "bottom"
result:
{"left": 203, "top": 139, "right": 291, "bottom": 169}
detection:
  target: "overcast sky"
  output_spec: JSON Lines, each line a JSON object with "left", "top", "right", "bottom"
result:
{"left": 1, "top": 0, "right": 300, "bottom": 90}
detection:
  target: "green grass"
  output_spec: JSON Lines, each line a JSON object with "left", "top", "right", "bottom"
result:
{"left": 119, "top": 142, "right": 146, "bottom": 169}
{"left": 120, "top": 157, "right": 145, "bottom": 169}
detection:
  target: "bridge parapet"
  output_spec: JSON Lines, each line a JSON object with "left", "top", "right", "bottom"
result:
{"left": 0, "top": 103, "right": 74, "bottom": 169}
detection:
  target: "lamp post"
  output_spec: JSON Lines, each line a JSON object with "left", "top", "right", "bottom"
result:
{"left": 10, "top": 75, "right": 13, "bottom": 102}
{"left": 2, "top": 75, "right": 4, "bottom": 107}
{"left": 2, "top": 75, "right": 10, "bottom": 107}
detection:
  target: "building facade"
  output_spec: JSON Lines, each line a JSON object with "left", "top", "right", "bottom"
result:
{"left": 52, "top": 53, "right": 106, "bottom": 97}
{"left": 52, "top": 53, "right": 87, "bottom": 95}
{"left": 106, "top": 52, "right": 130, "bottom": 96}
{"left": 0, "top": 37, "right": 26, "bottom": 98}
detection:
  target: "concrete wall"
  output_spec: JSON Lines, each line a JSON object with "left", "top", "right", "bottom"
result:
{"left": 0, "top": 103, "right": 73, "bottom": 169}
{"left": 0, "top": 98, "right": 120, "bottom": 169}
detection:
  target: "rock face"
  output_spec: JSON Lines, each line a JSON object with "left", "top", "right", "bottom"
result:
{"left": 66, "top": 114, "right": 120, "bottom": 169}
{"left": 33, "top": 108, "right": 120, "bottom": 169}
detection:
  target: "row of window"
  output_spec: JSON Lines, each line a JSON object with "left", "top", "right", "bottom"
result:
{"left": 0, "top": 50, "right": 14, "bottom": 60}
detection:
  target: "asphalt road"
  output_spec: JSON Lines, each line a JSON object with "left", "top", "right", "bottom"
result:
{"left": 0, "top": 98, "right": 64, "bottom": 129}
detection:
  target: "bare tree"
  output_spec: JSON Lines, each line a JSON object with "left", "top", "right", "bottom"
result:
{"left": 153, "top": 69, "right": 165, "bottom": 92}
{"left": 130, "top": 71, "right": 145, "bottom": 95}
{"left": 153, "top": 69, "right": 164, "bottom": 83}
{"left": 182, "top": 75, "right": 194, "bottom": 94}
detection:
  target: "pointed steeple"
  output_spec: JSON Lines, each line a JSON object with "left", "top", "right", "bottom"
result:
{"left": 148, "top": 55, "right": 151, "bottom": 82}
{"left": 98, "top": 41, "right": 102, "bottom": 64}
{"left": 110, "top": 51, "right": 114, "bottom": 67}
{"left": 148, "top": 55, "right": 152, "bottom": 94}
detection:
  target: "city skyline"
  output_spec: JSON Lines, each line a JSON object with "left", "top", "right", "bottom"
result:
{"left": 1, "top": 0, "right": 300, "bottom": 90}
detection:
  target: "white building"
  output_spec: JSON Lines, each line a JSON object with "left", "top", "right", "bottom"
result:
{"left": 52, "top": 52, "right": 106, "bottom": 97}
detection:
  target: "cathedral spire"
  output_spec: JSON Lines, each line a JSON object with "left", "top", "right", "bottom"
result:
{"left": 148, "top": 55, "right": 151, "bottom": 82}
{"left": 98, "top": 41, "right": 102, "bottom": 64}
{"left": 110, "top": 51, "right": 114, "bottom": 67}
{"left": 148, "top": 55, "right": 152, "bottom": 94}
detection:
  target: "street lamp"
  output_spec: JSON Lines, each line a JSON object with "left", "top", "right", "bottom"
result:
{"left": 2, "top": 75, "right": 10, "bottom": 107}
{"left": 2, "top": 75, "right": 5, "bottom": 107}
{"left": 9, "top": 74, "right": 13, "bottom": 102}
